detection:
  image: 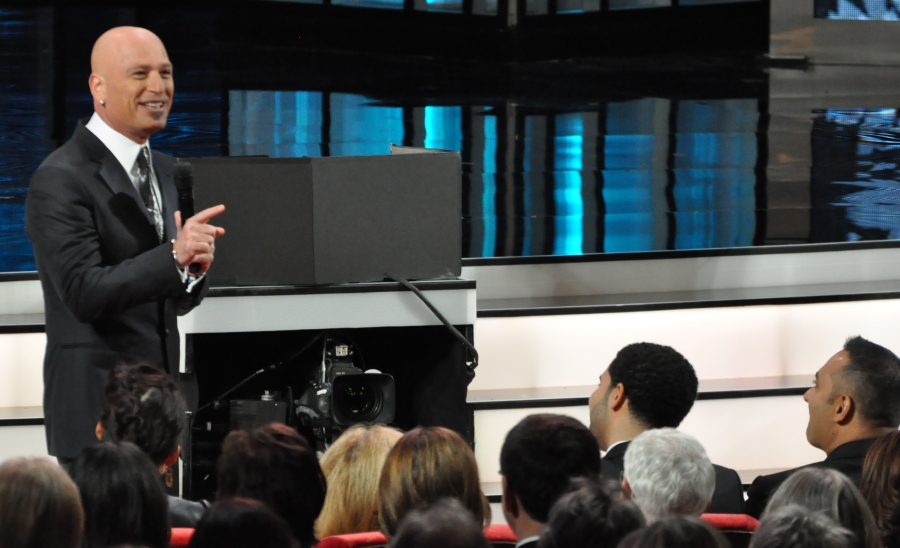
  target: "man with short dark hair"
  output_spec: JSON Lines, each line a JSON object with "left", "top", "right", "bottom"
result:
{"left": 499, "top": 414, "right": 602, "bottom": 548}
{"left": 588, "top": 342, "right": 744, "bottom": 513}
{"left": 744, "top": 335, "right": 900, "bottom": 518}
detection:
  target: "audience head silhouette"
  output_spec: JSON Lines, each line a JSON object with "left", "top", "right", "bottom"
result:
{"left": 588, "top": 342, "right": 697, "bottom": 450}
{"left": 378, "top": 426, "right": 489, "bottom": 537}
{"left": 617, "top": 516, "right": 730, "bottom": 548}
{"left": 216, "top": 422, "right": 326, "bottom": 548}
{"left": 389, "top": 498, "right": 491, "bottom": 548}
{"left": 188, "top": 498, "right": 298, "bottom": 548}
{"left": 537, "top": 477, "right": 644, "bottom": 548}
{"left": 0, "top": 457, "right": 83, "bottom": 548}
{"left": 860, "top": 430, "right": 900, "bottom": 548}
{"left": 623, "top": 428, "right": 715, "bottom": 522}
{"left": 499, "top": 413, "right": 601, "bottom": 542}
{"left": 317, "top": 423, "right": 404, "bottom": 537}
{"left": 69, "top": 441, "right": 169, "bottom": 548}
{"left": 765, "top": 467, "right": 880, "bottom": 548}
{"left": 98, "top": 363, "right": 186, "bottom": 468}
{"left": 750, "top": 505, "right": 856, "bottom": 548}
{"left": 805, "top": 336, "right": 900, "bottom": 455}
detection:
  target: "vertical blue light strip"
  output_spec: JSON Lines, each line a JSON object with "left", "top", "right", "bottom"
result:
{"left": 273, "top": 91, "right": 282, "bottom": 147}
{"left": 553, "top": 114, "right": 584, "bottom": 255}
{"left": 424, "top": 106, "right": 463, "bottom": 151}
{"left": 521, "top": 117, "right": 533, "bottom": 256}
{"left": 482, "top": 115, "right": 498, "bottom": 258}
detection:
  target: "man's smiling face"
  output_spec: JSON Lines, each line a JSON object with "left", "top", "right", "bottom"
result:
{"left": 91, "top": 27, "right": 173, "bottom": 144}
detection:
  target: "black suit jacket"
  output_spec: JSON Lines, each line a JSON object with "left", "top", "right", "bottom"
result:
{"left": 743, "top": 438, "right": 876, "bottom": 518}
{"left": 601, "top": 440, "right": 746, "bottom": 514}
{"left": 25, "top": 121, "right": 207, "bottom": 458}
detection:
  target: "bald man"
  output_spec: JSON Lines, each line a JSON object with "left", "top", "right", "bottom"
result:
{"left": 25, "top": 27, "right": 224, "bottom": 465}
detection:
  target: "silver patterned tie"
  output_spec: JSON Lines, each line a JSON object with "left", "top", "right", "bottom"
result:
{"left": 136, "top": 147, "right": 163, "bottom": 241}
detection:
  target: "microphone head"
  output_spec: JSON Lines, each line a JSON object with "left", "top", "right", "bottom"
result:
{"left": 173, "top": 160, "right": 193, "bottom": 191}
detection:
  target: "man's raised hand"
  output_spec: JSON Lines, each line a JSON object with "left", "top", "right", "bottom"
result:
{"left": 173, "top": 204, "right": 225, "bottom": 276}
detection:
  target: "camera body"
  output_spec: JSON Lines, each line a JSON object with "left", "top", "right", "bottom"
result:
{"left": 296, "top": 339, "right": 395, "bottom": 438}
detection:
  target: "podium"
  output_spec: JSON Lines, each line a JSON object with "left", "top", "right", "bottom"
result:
{"left": 175, "top": 153, "right": 474, "bottom": 500}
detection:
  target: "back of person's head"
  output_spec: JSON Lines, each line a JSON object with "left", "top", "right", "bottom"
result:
{"left": 100, "top": 363, "right": 186, "bottom": 466}
{"left": 764, "top": 467, "right": 880, "bottom": 548}
{"left": 389, "top": 498, "right": 490, "bottom": 548}
{"left": 499, "top": 414, "right": 601, "bottom": 524}
{"left": 216, "top": 422, "right": 326, "bottom": 547}
{"left": 537, "top": 477, "right": 644, "bottom": 548}
{"left": 861, "top": 431, "right": 900, "bottom": 548}
{"left": 617, "top": 516, "right": 730, "bottom": 548}
{"left": 378, "top": 426, "right": 489, "bottom": 537}
{"left": 750, "top": 505, "right": 856, "bottom": 548}
{"left": 608, "top": 343, "right": 697, "bottom": 428}
{"left": 69, "top": 442, "right": 169, "bottom": 548}
{"left": 317, "top": 423, "right": 404, "bottom": 537}
{"left": 623, "top": 428, "right": 715, "bottom": 522}
{"left": 0, "top": 457, "right": 83, "bottom": 548}
{"left": 188, "top": 498, "right": 298, "bottom": 548}
{"left": 841, "top": 336, "right": 900, "bottom": 429}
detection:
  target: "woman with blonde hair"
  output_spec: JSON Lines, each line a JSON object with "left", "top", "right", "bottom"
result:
{"left": 316, "top": 424, "right": 404, "bottom": 537}
{"left": 377, "top": 426, "right": 491, "bottom": 537}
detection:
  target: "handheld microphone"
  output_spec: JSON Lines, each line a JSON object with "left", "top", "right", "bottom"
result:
{"left": 173, "top": 160, "right": 201, "bottom": 274}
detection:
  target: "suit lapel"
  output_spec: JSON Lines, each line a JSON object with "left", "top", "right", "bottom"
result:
{"left": 77, "top": 122, "right": 155, "bottom": 227}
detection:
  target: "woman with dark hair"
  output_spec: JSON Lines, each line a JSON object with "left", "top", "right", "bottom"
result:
{"left": 0, "top": 457, "right": 83, "bottom": 548}
{"left": 377, "top": 426, "right": 490, "bottom": 537}
{"left": 765, "top": 467, "right": 882, "bottom": 548}
{"left": 68, "top": 442, "right": 170, "bottom": 548}
{"left": 188, "top": 498, "right": 298, "bottom": 548}
{"left": 97, "top": 363, "right": 207, "bottom": 526}
{"left": 538, "top": 477, "right": 644, "bottom": 548}
{"left": 861, "top": 431, "right": 900, "bottom": 548}
{"left": 751, "top": 505, "right": 855, "bottom": 548}
{"left": 216, "top": 422, "right": 327, "bottom": 548}
{"left": 616, "top": 516, "right": 730, "bottom": 548}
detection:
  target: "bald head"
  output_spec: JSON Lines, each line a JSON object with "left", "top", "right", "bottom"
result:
{"left": 89, "top": 26, "right": 173, "bottom": 143}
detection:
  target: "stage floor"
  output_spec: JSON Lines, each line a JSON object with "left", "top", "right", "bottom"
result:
{"left": 2, "top": 6, "right": 898, "bottom": 273}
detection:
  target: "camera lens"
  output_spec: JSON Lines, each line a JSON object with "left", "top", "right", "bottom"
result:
{"left": 336, "top": 378, "right": 382, "bottom": 421}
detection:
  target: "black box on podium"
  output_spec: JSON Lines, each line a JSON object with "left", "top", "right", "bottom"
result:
{"left": 185, "top": 152, "right": 462, "bottom": 286}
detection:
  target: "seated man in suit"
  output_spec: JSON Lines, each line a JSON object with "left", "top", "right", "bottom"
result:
{"left": 622, "top": 428, "right": 716, "bottom": 522}
{"left": 588, "top": 342, "right": 744, "bottom": 514}
{"left": 499, "top": 414, "right": 603, "bottom": 548}
{"left": 744, "top": 335, "right": 900, "bottom": 518}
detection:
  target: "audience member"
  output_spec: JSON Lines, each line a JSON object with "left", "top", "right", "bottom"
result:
{"left": 317, "top": 423, "right": 404, "bottom": 537}
{"left": 622, "top": 428, "right": 715, "bottom": 522}
{"left": 745, "top": 336, "right": 900, "bottom": 517}
{"left": 389, "top": 498, "right": 491, "bottom": 548}
{"left": 750, "top": 505, "right": 856, "bottom": 548}
{"left": 588, "top": 342, "right": 744, "bottom": 513}
{"left": 378, "top": 426, "right": 490, "bottom": 537}
{"left": 188, "top": 498, "right": 298, "bottom": 548}
{"left": 0, "top": 457, "right": 83, "bottom": 548}
{"left": 617, "top": 516, "right": 730, "bottom": 548}
{"left": 536, "top": 477, "right": 644, "bottom": 548}
{"left": 861, "top": 431, "right": 900, "bottom": 548}
{"left": 499, "top": 413, "right": 602, "bottom": 548}
{"left": 764, "top": 467, "right": 881, "bottom": 548}
{"left": 216, "top": 422, "right": 327, "bottom": 548}
{"left": 69, "top": 442, "right": 170, "bottom": 548}
{"left": 98, "top": 363, "right": 207, "bottom": 526}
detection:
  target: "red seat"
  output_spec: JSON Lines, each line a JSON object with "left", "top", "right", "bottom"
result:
{"left": 315, "top": 531, "right": 389, "bottom": 548}
{"left": 170, "top": 527, "right": 195, "bottom": 547}
{"left": 700, "top": 514, "right": 758, "bottom": 548}
{"left": 315, "top": 524, "right": 517, "bottom": 548}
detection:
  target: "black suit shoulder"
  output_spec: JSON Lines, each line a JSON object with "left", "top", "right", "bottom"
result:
{"left": 708, "top": 464, "right": 745, "bottom": 514}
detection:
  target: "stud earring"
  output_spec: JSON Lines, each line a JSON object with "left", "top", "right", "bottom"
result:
{"left": 100, "top": 100, "right": 105, "bottom": 107}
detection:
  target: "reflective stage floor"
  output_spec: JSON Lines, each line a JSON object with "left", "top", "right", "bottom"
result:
{"left": 2, "top": 6, "right": 899, "bottom": 273}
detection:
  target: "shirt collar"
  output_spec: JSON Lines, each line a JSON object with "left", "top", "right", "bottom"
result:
{"left": 604, "top": 439, "right": 630, "bottom": 456}
{"left": 85, "top": 112, "right": 150, "bottom": 175}
{"left": 515, "top": 536, "right": 540, "bottom": 548}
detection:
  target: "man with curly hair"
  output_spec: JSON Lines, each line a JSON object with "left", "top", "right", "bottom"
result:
{"left": 588, "top": 342, "right": 744, "bottom": 514}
